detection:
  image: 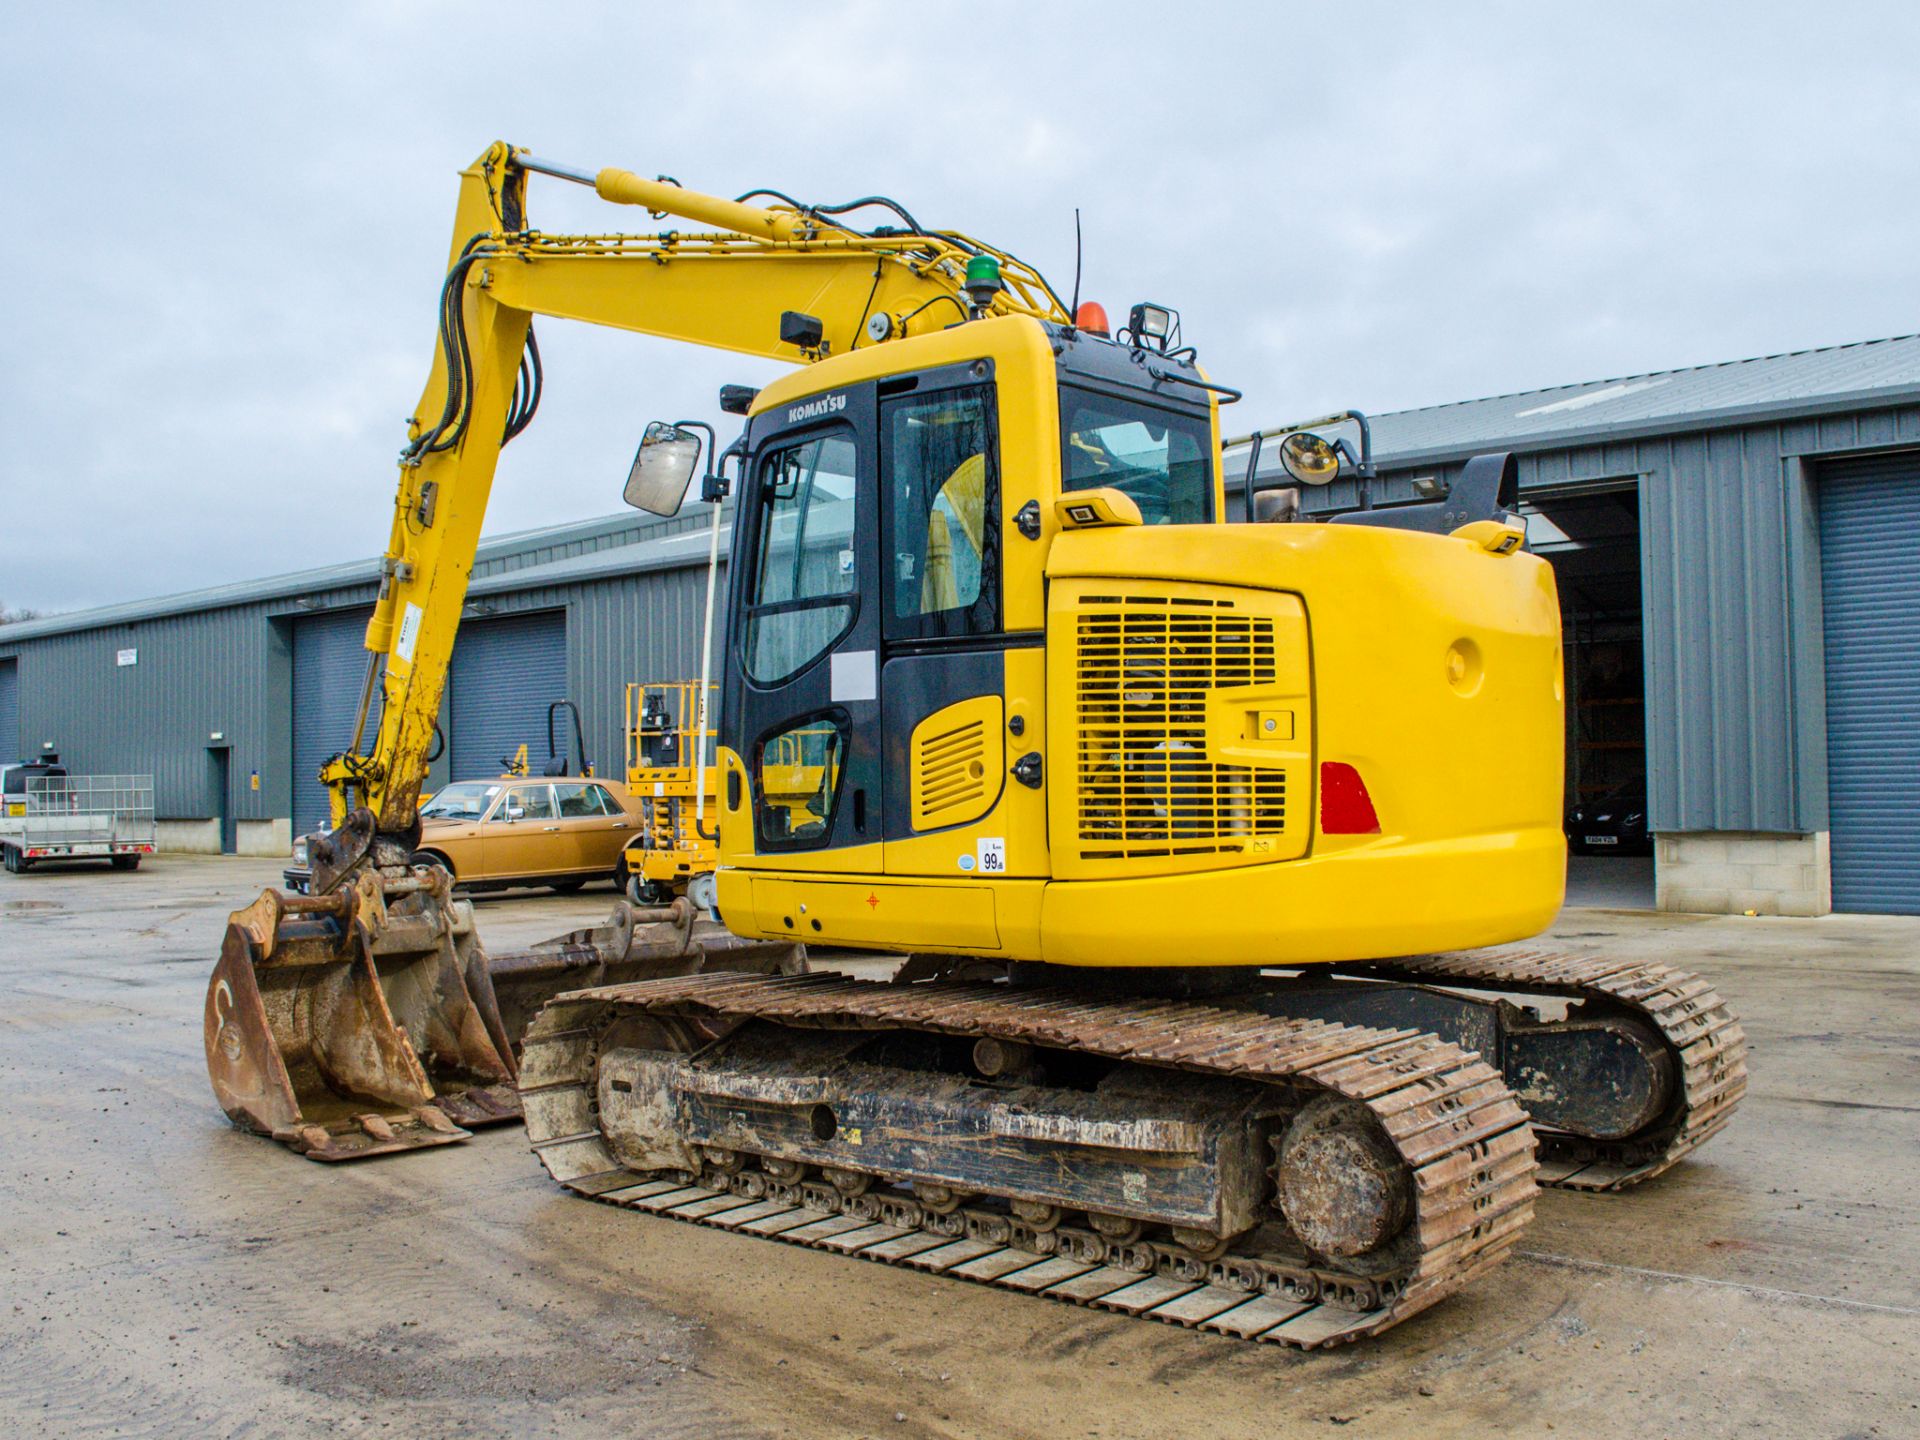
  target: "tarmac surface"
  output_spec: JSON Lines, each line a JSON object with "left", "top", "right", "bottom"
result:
{"left": 1, "top": 853, "right": 1915, "bottom": 1439}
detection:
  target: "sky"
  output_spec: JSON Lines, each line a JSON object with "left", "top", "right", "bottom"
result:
{"left": 6, "top": 1, "right": 1920, "bottom": 614}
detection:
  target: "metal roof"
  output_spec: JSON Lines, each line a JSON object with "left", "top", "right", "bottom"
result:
{"left": 14, "top": 333, "right": 1920, "bottom": 647}
{"left": 0, "top": 508, "right": 700, "bottom": 645}
{"left": 1231, "top": 333, "right": 1920, "bottom": 471}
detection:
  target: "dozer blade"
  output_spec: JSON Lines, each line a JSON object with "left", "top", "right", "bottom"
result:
{"left": 206, "top": 868, "right": 806, "bottom": 1163}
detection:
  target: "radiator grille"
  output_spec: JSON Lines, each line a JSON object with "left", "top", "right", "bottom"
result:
{"left": 1075, "top": 594, "right": 1286, "bottom": 859}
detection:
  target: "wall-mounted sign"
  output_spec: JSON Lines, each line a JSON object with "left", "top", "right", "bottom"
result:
{"left": 250, "top": 770, "right": 260, "bottom": 792}
{"left": 116, "top": 648, "right": 137, "bottom": 667}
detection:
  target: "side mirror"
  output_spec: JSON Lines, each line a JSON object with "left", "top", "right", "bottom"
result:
{"left": 1279, "top": 431, "right": 1341, "bottom": 486}
{"left": 504, "top": 804, "right": 526, "bottom": 822}
{"left": 624, "top": 422, "right": 702, "bottom": 516}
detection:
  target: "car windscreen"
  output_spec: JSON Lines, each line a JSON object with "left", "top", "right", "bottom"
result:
{"left": 419, "top": 782, "right": 502, "bottom": 821}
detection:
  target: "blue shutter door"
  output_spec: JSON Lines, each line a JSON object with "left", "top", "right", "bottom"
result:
{"left": 1819, "top": 454, "right": 1920, "bottom": 915}
{"left": 0, "top": 659, "right": 18, "bottom": 762}
{"left": 291, "top": 609, "right": 378, "bottom": 837}
{"left": 449, "top": 611, "right": 569, "bottom": 783}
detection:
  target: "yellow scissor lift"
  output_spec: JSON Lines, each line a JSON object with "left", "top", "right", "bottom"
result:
{"left": 621, "top": 680, "right": 843, "bottom": 904}
{"left": 620, "top": 681, "right": 718, "bottom": 905}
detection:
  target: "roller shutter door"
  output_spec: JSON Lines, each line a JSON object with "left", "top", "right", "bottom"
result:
{"left": 0, "top": 658, "right": 17, "bottom": 761}
{"left": 292, "top": 609, "right": 379, "bottom": 837}
{"left": 448, "top": 611, "right": 568, "bottom": 782}
{"left": 1819, "top": 453, "right": 1920, "bottom": 914}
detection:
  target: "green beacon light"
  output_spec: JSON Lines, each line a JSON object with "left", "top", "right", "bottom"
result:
{"left": 964, "top": 254, "right": 1004, "bottom": 315}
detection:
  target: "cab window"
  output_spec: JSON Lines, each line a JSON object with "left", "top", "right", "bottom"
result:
{"left": 883, "top": 384, "right": 998, "bottom": 637}
{"left": 1060, "top": 388, "right": 1212, "bottom": 524}
{"left": 744, "top": 432, "right": 859, "bottom": 684}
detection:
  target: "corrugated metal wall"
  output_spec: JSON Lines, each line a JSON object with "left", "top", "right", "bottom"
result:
{"left": 0, "top": 602, "right": 291, "bottom": 822}
{"left": 1815, "top": 451, "right": 1920, "bottom": 913}
{"left": 563, "top": 560, "right": 728, "bottom": 782}
{"left": 1276, "top": 402, "right": 1920, "bottom": 838}
{"left": 0, "top": 659, "right": 18, "bottom": 761}
{"left": 448, "top": 612, "right": 568, "bottom": 780}
{"left": 291, "top": 609, "right": 382, "bottom": 835}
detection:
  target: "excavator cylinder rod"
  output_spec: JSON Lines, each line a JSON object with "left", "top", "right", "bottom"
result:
{"left": 592, "top": 166, "right": 808, "bottom": 243}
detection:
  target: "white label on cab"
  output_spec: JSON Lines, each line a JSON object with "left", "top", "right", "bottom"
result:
{"left": 976, "top": 837, "right": 1006, "bottom": 874}
{"left": 830, "top": 649, "right": 877, "bottom": 703}
{"left": 395, "top": 602, "right": 423, "bottom": 664}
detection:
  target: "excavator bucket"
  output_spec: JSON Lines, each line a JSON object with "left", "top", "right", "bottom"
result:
{"left": 206, "top": 866, "right": 806, "bottom": 1162}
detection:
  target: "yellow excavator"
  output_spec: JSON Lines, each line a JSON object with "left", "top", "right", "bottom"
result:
{"left": 204, "top": 143, "right": 1745, "bottom": 1347}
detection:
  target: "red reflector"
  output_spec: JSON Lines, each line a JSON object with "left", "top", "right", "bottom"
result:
{"left": 1319, "top": 761, "right": 1381, "bottom": 835}
{"left": 1075, "top": 301, "right": 1110, "bottom": 337}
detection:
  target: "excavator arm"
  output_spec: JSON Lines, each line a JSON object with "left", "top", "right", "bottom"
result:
{"left": 208, "top": 141, "right": 1065, "bottom": 1159}
{"left": 327, "top": 141, "right": 1067, "bottom": 842}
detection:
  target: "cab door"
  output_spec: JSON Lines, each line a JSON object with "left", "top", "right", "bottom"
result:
{"left": 723, "top": 387, "right": 884, "bottom": 871}
{"left": 874, "top": 362, "right": 1033, "bottom": 877}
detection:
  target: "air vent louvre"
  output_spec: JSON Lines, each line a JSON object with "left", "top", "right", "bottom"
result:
{"left": 1075, "top": 594, "right": 1286, "bottom": 859}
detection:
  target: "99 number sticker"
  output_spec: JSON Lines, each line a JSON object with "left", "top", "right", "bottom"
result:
{"left": 976, "top": 837, "right": 1007, "bottom": 874}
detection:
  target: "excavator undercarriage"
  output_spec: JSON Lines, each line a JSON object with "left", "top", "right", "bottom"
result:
{"left": 512, "top": 943, "right": 1744, "bottom": 1346}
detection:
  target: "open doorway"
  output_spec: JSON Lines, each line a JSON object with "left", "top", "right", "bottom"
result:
{"left": 1523, "top": 484, "right": 1651, "bottom": 908}
{"left": 208, "top": 745, "right": 234, "bottom": 854}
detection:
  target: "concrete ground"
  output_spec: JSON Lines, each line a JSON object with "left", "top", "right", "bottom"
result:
{"left": 1565, "top": 853, "right": 1654, "bottom": 909}
{"left": 1, "top": 855, "right": 1915, "bottom": 1439}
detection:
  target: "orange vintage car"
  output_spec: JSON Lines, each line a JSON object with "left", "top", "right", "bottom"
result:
{"left": 402, "top": 776, "right": 642, "bottom": 893}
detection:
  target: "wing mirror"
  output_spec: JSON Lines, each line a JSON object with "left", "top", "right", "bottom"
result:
{"left": 624, "top": 422, "right": 704, "bottom": 516}
{"left": 1278, "top": 431, "right": 1342, "bottom": 485}
{"left": 504, "top": 804, "right": 526, "bottom": 823}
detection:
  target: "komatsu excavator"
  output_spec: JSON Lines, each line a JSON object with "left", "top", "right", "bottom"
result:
{"left": 204, "top": 143, "right": 1745, "bottom": 1347}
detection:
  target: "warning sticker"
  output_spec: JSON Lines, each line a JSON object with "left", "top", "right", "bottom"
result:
{"left": 395, "top": 602, "right": 424, "bottom": 664}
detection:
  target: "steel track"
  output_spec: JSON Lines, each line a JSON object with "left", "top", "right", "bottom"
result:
{"left": 518, "top": 971, "right": 1539, "bottom": 1349}
{"left": 1334, "top": 948, "right": 1748, "bottom": 1190}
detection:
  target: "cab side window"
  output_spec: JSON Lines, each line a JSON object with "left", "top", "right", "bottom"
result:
{"left": 883, "top": 384, "right": 998, "bottom": 638}
{"left": 744, "top": 433, "right": 860, "bottom": 684}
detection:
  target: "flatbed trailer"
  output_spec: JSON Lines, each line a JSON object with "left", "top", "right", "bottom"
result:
{"left": 0, "top": 772, "right": 156, "bottom": 872}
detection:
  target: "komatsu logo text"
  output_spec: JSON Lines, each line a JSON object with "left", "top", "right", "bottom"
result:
{"left": 786, "top": 392, "right": 848, "bottom": 425}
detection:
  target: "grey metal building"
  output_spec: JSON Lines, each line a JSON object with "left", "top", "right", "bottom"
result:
{"left": 0, "top": 507, "right": 727, "bottom": 856}
{"left": 3, "top": 334, "right": 1916, "bottom": 915}
{"left": 1236, "top": 333, "right": 1920, "bottom": 917}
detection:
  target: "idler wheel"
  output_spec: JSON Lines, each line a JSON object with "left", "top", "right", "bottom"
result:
{"left": 1087, "top": 1212, "right": 1144, "bottom": 1243}
{"left": 1273, "top": 1095, "right": 1412, "bottom": 1260}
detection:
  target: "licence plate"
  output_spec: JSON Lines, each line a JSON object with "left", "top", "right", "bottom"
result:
{"left": 1584, "top": 835, "right": 1618, "bottom": 846}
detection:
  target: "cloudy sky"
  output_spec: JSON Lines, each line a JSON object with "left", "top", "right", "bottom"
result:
{"left": 7, "top": 2, "right": 1919, "bottom": 613}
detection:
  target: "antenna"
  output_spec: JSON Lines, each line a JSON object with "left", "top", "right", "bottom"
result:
{"left": 1067, "top": 207, "right": 1083, "bottom": 333}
